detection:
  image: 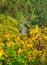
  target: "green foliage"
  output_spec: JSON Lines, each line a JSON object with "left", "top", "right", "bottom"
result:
{"left": 0, "top": 14, "right": 20, "bottom": 34}
{"left": 0, "top": 61, "right": 2, "bottom": 65}
{"left": 0, "top": 0, "right": 47, "bottom": 65}
{"left": 0, "top": 0, "right": 47, "bottom": 23}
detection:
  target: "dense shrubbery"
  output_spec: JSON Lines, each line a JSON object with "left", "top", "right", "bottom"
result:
{"left": 0, "top": 14, "right": 22, "bottom": 34}
{"left": 0, "top": 0, "right": 47, "bottom": 65}
{"left": 0, "top": 25, "right": 47, "bottom": 65}
{"left": 0, "top": 0, "right": 47, "bottom": 23}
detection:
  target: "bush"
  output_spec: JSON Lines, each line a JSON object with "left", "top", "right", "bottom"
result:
{"left": 0, "top": 25, "right": 47, "bottom": 65}
{"left": 0, "top": 14, "right": 21, "bottom": 34}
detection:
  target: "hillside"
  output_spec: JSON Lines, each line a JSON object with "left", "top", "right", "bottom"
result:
{"left": 0, "top": 0, "right": 47, "bottom": 65}
{"left": 0, "top": 14, "right": 19, "bottom": 35}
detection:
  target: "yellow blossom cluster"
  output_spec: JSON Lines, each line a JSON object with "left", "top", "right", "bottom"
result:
{"left": 6, "top": 42, "right": 15, "bottom": 47}
{"left": 0, "top": 26, "right": 47, "bottom": 65}
{"left": 30, "top": 25, "right": 39, "bottom": 35}
{"left": 0, "top": 49, "right": 4, "bottom": 56}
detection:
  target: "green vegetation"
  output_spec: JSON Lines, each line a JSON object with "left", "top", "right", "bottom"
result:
{"left": 0, "top": 0, "right": 47, "bottom": 23}
{"left": 0, "top": 14, "right": 19, "bottom": 34}
{"left": 0, "top": 0, "right": 47, "bottom": 65}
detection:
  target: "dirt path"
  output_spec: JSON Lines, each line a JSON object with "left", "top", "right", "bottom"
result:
{"left": 21, "top": 21, "right": 30, "bottom": 34}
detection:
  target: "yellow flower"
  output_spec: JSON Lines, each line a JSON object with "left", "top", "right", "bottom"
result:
{"left": 32, "top": 37, "right": 35, "bottom": 41}
{"left": 44, "top": 27, "right": 47, "bottom": 30}
{"left": 41, "top": 53, "right": 46, "bottom": 62}
{"left": 0, "top": 49, "right": 4, "bottom": 57}
{"left": 0, "top": 38, "right": 2, "bottom": 42}
{"left": 6, "top": 42, "right": 15, "bottom": 47}
{"left": 11, "top": 33, "right": 16, "bottom": 38}
{"left": 33, "top": 49, "right": 42, "bottom": 56}
{"left": 21, "top": 41, "right": 24, "bottom": 44}
{"left": 30, "top": 25, "right": 39, "bottom": 35}
{"left": 0, "top": 43, "right": 4, "bottom": 46}
{"left": 0, "top": 24, "right": 3, "bottom": 27}
{"left": 44, "top": 36, "right": 47, "bottom": 40}
{"left": 35, "top": 33, "right": 41, "bottom": 38}
{"left": 4, "top": 53, "right": 8, "bottom": 58}
{"left": 17, "top": 48, "right": 23, "bottom": 54}
{"left": 0, "top": 43, "right": 4, "bottom": 49}
{"left": 4, "top": 34, "right": 10, "bottom": 40}
{"left": 26, "top": 44, "right": 32, "bottom": 48}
